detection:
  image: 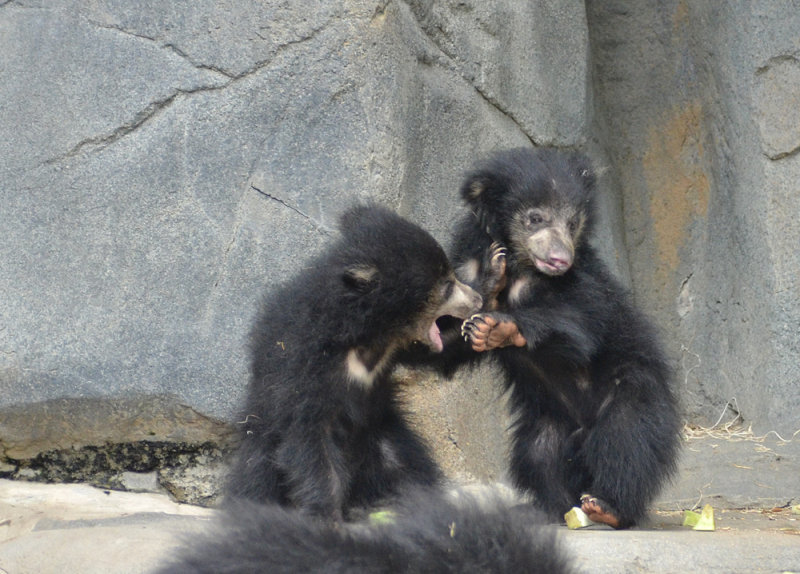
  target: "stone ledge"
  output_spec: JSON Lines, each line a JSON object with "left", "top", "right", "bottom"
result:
{"left": 0, "top": 396, "right": 236, "bottom": 505}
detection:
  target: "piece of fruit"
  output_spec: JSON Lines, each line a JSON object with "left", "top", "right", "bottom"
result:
{"left": 682, "top": 509, "right": 700, "bottom": 527}
{"left": 369, "top": 510, "right": 396, "bottom": 525}
{"left": 692, "top": 504, "right": 715, "bottom": 531}
{"left": 564, "top": 506, "right": 593, "bottom": 529}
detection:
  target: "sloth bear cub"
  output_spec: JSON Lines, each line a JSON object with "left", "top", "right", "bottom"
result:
{"left": 453, "top": 147, "right": 680, "bottom": 528}
{"left": 227, "top": 204, "right": 482, "bottom": 520}
{"left": 158, "top": 488, "right": 574, "bottom": 574}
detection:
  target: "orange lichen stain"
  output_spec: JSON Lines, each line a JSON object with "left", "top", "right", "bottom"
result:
{"left": 673, "top": 0, "right": 689, "bottom": 31}
{"left": 643, "top": 102, "right": 710, "bottom": 289}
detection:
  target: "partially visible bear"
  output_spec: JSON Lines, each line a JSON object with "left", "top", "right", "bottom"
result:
{"left": 157, "top": 487, "right": 575, "bottom": 573}
{"left": 227, "top": 204, "right": 482, "bottom": 520}
{"left": 453, "top": 148, "right": 681, "bottom": 528}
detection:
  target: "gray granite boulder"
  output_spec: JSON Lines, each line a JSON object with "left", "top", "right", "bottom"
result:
{"left": 587, "top": 0, "right": 800, "bottom": 437}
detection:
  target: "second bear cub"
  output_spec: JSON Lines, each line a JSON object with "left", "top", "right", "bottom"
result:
{"left": 456, "top": 148, "right": 680, "bottom": 528}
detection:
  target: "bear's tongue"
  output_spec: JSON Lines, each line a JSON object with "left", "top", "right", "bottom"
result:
{"left": 428, "top": 321, "right": 443, "bottom": 352}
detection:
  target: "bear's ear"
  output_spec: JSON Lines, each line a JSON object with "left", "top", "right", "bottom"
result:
{"left": 462, "top": 175, "right": 489, "bottom": 203}
{"left": 342, "top": 263, "right": 380, "bottom": 293}
{"left": 460, "top": 168, "right": 514, "bottom": 207}
{"left": 460, "top": 171, "right": 508, "bottom": 240}
{"left": 460, "top": 172, "right": 502, "bottom": 205}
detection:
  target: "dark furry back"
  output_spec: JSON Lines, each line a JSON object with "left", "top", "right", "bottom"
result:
{"left": 157, "top": 489, "right": 574, "bottom": 574}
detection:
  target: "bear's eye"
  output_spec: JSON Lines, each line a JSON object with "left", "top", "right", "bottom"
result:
{"left": 526, "top": 212, "right": 543, "bottom": 227}
{"left": 568, "top": 220, "right": 578, "bottom": 233}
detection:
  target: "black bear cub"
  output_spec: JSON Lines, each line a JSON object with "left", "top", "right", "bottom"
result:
{"left": 454, "top": 147, "right": 680, "bottom": 528}
{"left": 227, "top": 204, "right": 482, "bottom": 520}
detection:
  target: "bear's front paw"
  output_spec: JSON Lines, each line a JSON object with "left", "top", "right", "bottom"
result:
{"left": 461, "top": 313, "right": 493, "bottom": 352}
{"left": 461, "top": 313, "right": 526, "bottom": 352}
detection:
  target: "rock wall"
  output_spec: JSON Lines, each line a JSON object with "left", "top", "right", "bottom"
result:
{"left": 587, "top": 1, "right": 800, "bottom": 436}
{"left": 0, "top": 0, "right": 590, "bottom": 487}
{"left": 1, "top": 0, "right": 798, "bottom": 493}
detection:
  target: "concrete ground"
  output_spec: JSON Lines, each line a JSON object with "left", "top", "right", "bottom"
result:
{"left": 1, "top": 432, "right": 798, "bottom": 574}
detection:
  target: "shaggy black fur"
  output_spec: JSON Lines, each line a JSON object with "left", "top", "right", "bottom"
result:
{"left": 449, "top": 148, "right": 681, "bottom": 528}
{"left": 157, "top": 488, "right": 574, "bottom": 574}
{"left": 227, "top": 204, "right": 482, "bottom": 520}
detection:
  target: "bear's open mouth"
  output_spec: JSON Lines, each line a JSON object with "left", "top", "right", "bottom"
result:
{"left": 413, "top": 315, "right": 466, "bottom": 353}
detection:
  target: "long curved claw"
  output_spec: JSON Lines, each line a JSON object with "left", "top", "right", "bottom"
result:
{"left": 461, "top": 313, "right": 489, "bottom": 340}
{"left": 489, "top": 242, "right": 507, "bottom": 262}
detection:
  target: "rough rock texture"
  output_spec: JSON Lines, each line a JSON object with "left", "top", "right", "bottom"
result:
{"left": 399, "top": 364, "right": 512, "bottom": 484}
{"left": 1, "top": 0, "right": 798, "bottom": 491}
{"left": 587, "top": 1, "right": 800, "bottom": 436}
{"left": 0, "top": 396, "right": 235, "bottom": 504}
{"left": 1, "top": 0, "right": 590, "bottom": 486}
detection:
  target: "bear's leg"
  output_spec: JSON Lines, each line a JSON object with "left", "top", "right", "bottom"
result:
{"left": 227, "top": 436, "right": 287, "bottom": 504}
{"left": 578, "top": 396, "right": 672, "bottom": 528}
{"left": 277, "top": 428, "right": 353, "bottom": 520}
{"left": 509, "top": 414, "right": 577, "bottom": 521}
{"left": 350, "top": 406, "right": 441, "bottom": 510}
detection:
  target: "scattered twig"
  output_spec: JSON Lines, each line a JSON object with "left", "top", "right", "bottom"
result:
{"left": 683, "top": 397, "right": 800, "bottom": 444}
